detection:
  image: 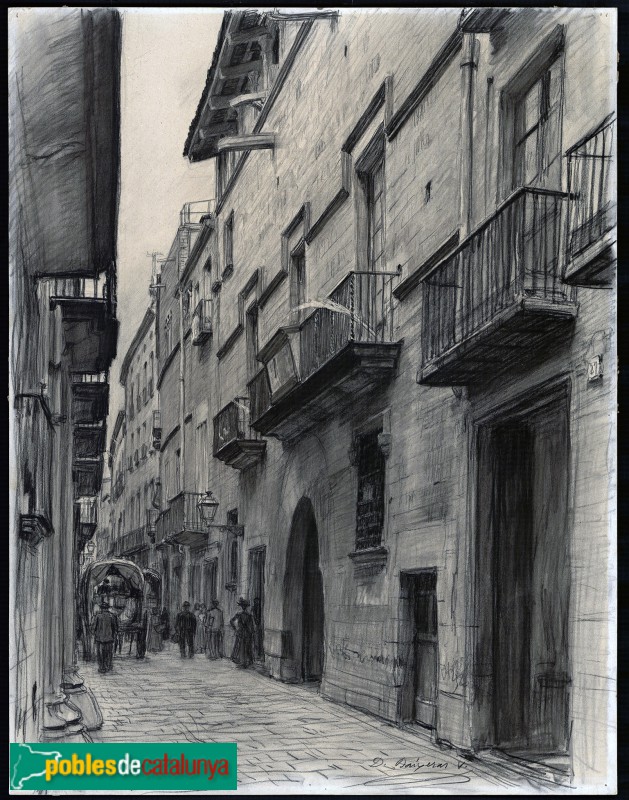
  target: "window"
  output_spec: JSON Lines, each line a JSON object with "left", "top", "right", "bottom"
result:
{"left": 217, "top": 153, "right": 238, "bottom": 200}
{"left": 175, "top": 449, "right": 181, "bottom": 495}
{"left": 355, "top": 430, "right": 385, "bottom": 550}
{"left": 128, "top": 381, "right": 134, "bottom": 420}
{"left": 224, "top": 211, "right": 234, "bottom": 270}
{"left": 143, "top": 362, "right": 148, "bottom": 402}
{"left": 142, "top": 422, "right": 147, "bottom": 451}
{"left": 165, "top": 311, "right": 173, "bottom": 355}
{"left": 272, "top": 27, "right": 280, "bottom": 65}
{"left": 164, "top": 460, "right": 172, "bottom": 502}
{"left": 149, "top": 352, "right": 154, "bottom": 396}
{"left": 230, "top": 539, "right": 239, "bottom": 584}
{"left": 246, "top": 306, "right": 259, "bottom": 381}
{"left": 356, "top": 132, "right": 386, "bottom": 272}
{"left": 289, "top": 242, "right": 306, "bottom": 323}
{"left": 183, "top": 283, "right": 192, "bottom": 327}
{"left": 367, "top": 158, "right": 385, "bottom": 271}
{"left": 512, "top": 58, "right": 563, "bottom": 190}
{"left": 195, "top": 422, "right": 208, "bottom": 493}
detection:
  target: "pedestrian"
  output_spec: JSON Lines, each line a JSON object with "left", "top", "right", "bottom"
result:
{"left": 252, "top": 597, "right": 263, "bottom": 661}
{"left": 146, "top": 607, "right": 163, "bottom": 653}
{"left": 160, "top": 607, "right": 170, "bottom": 641}
{"left": 175, "top": 601, "right": 197, "bottom": 658}
{"left": 230, "top": 598, "right": 255, "bottom": 668}
{"left": 92, "top": 600, "right": 118, "bottom": 673}
{"left": 136, "top": 607, "right": 149, "bottom": 659}
{"left": 205, "top": 599, "right": 224, "bottom": 660}
{"left": 195, "top": 603, "right": 207, "bottom": 653}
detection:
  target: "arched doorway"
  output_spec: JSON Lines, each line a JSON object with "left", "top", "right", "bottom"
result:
{"left": 283, "top": 497, "right": 324, "bottom": 683}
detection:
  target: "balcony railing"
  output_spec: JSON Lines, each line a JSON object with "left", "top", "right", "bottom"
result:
{"left": 116, "top": 525, "right": 148, "bottom": 555}
{"left": 77, "top": 496, "right": 98, "bottom": 525}
{"left": 420, "top": 187, "right": 577, "bottom": 385}
{"left": 49, "top": 274, "right": 110, "bottom": 301}
{"left": 213, "top": 397, "right": 265, "bottom": 469}
{"left": 156, "top": 491, "right": 207, "bottom": 545}
{"left": 180, "top": 199, "right": 216, "bottom": 226}
{"left": 71, "top": 372, "right": 109, "bottom": 424}
{"left": 249, "top": 270, "right": 401, "bottom": 440}
{"left": 152, "top": 410, "right": 162, "bottom": 450}
{"left": 565, "top": 116, "right": 616, "bottom": 285}
{"left": 248, "top": 368, "right": 272, "bottom": 425}
{"left": 299, "top": 270, "right": 396, "bottom": 381}
{"left": 192, "top": 299, "right": 212, "bottom": 345}
{"left": 71, "top": 372, "right": 108, "bottom": 383}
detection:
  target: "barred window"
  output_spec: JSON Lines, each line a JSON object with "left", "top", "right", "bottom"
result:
{"left": 355, "top": 430, "right": 385, "bottom": 550}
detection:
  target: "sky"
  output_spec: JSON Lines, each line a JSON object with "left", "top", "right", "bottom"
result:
{"left": 111, "top": 9, "right": 223, "bottom": 429}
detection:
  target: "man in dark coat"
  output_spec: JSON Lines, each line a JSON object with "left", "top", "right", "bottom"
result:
{"left": 136, "top": 607, "right": 149, "bottom": 660}
{"left": 230, "top": 598, "right": 255, "bottom": 668}
{"left": 175, "top": 601, "right": 197, "bottom": 658}
{"left": 93, "top": 601, "right": 119, "bottom": 673}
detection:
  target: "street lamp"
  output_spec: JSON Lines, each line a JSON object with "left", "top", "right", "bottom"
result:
{"left": 196, "top": 490, "right": 244, "bottom": 536}
{"left": 197, "top": 490, "right": 219, "bottom": 526}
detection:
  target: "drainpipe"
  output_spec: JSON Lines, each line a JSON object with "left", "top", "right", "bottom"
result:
{"left": 178, "top": 226, "right": 189, "bottom": 605}
{"left": 459, "top": 32, "right": 479, "bottom": 237}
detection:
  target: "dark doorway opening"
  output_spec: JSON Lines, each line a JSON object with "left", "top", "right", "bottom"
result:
{"left": 283, "top": 497, "right": 324, "bottom": 683}
{"left": 203, "top": 558, "right": 217, "bottom": 610}
{"left": 399, "top": 569, "right": 439, "bottom": 729}
{"left": 476, "top": 394, "right": 571, "bottom": 756}
{"left": 248, "top": 546, "right": 266, "bottom": 664}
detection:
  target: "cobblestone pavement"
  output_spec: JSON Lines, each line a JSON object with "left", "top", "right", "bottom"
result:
{"left": 79, "top": 645, "right": 562, "bottom": 794}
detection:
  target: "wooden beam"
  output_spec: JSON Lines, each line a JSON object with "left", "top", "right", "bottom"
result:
{"left": 207, "top": 95, "right": 237, "bottom": 111}
{"left": 198, "top": 122, "right": 238, "bottom": 141}
{"left": 227, "top": 25, "right": 270, "bottom": 46}
{"left": 228, "top": 91, "right": 267, "bottom": 109}
{"left": 219, "top": 58, "right": 262, "bottom": 80}
{"left": 217, "top": 133, "right": 275, "bottom": 153}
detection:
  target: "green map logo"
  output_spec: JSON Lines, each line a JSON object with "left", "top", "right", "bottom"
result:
{"left": 9, "top": 742, "right": 237, "bottom": 791}
{"left": 11, "top": 743, "right": 63, "bottom": 791}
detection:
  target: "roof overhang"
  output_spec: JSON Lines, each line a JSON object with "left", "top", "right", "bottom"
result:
{"left": 184, "top": 10, "right": 273, "bottom": 162}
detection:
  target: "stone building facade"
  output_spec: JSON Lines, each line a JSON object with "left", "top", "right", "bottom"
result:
{"left": 10, "top": 8, "right": 121, "bottom": 742}
{"left": 111, "top": 306, "right": 161, "bottom": 577}
{"left": 147, "top": 8, "right": 616, "bottom": 786}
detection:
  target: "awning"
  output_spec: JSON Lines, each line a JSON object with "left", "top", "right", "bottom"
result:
{"left": 82, "top": 558, "right": 145, "bottom": 593}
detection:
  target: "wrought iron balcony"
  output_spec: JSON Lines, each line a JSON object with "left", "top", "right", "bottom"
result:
{"left": 192, "top": 299, "right": 212, "bottom": 345}
{"left": 115, "top": 525, "right": 148, "bottom": 556}
{"left": 419, "top": 187, "right": 577, "bottom": 386}
{"left": 48, "top": 272, "right": 118, "bottom": 372}
{"left": 75, "top": 496, "right": 98, "bottom": 542}
{"left": 73, "top": 457, "right": 104, "bottom": 499}
{"left": 156, "top": 491, "right": 207, "bottom": 547}
{"left": 249, "top": 270, "right": 401, "bottom": 441}
{"left": 71, "top": 372, "right": 109, "bottom": 424}
{"left": 213, "top": 397, "right": 266, "bottom": 470}
{"left": 180, "top": 199, "right": 215, "bottom": 225}
{"left": 152, "top": 410, "right": 162, "bottom": 450}
{"left": 565, "top": 116, "right": 616, "bottom": 286}
{"left": 15, "top": 393, "right": 54, "bottom": 545}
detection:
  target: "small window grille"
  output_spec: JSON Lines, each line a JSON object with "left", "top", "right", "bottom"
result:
{"left": 355, "top": 430, "right": 385, "bottom": 550}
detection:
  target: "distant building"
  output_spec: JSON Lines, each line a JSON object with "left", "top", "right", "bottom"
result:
{"left": 110, "top": 306, "right": 161, "bottom": 579}
{"left": 10, "top": 8, "right": 121, "bottom": 742}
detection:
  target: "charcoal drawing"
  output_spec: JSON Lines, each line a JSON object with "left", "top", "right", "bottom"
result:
{"left": 9, "top": 6, "right": 617, "bottom": 794}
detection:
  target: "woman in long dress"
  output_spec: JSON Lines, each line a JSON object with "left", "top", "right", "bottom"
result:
{"left": 230, "top": 598, "right": 254, "bottom": 668}
{"left": 205, "top": 600, "right": 224, "bottom": 660}
{"left": 147, "top": 607, "right": 163, "bottom": 653}
{"left": 194, "top": 603, "right": 207, "bottom": 653}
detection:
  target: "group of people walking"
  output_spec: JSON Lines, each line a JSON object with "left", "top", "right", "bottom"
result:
{"left": 91, "top": 595, "right": 263, "bottom": 672}
{"left": 174, "top": 597, "right": 263, "bottom": 668}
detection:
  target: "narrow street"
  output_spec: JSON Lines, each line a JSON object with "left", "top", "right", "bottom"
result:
{"left": 81, "top": 646, "right": 556, "bottom": 794}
